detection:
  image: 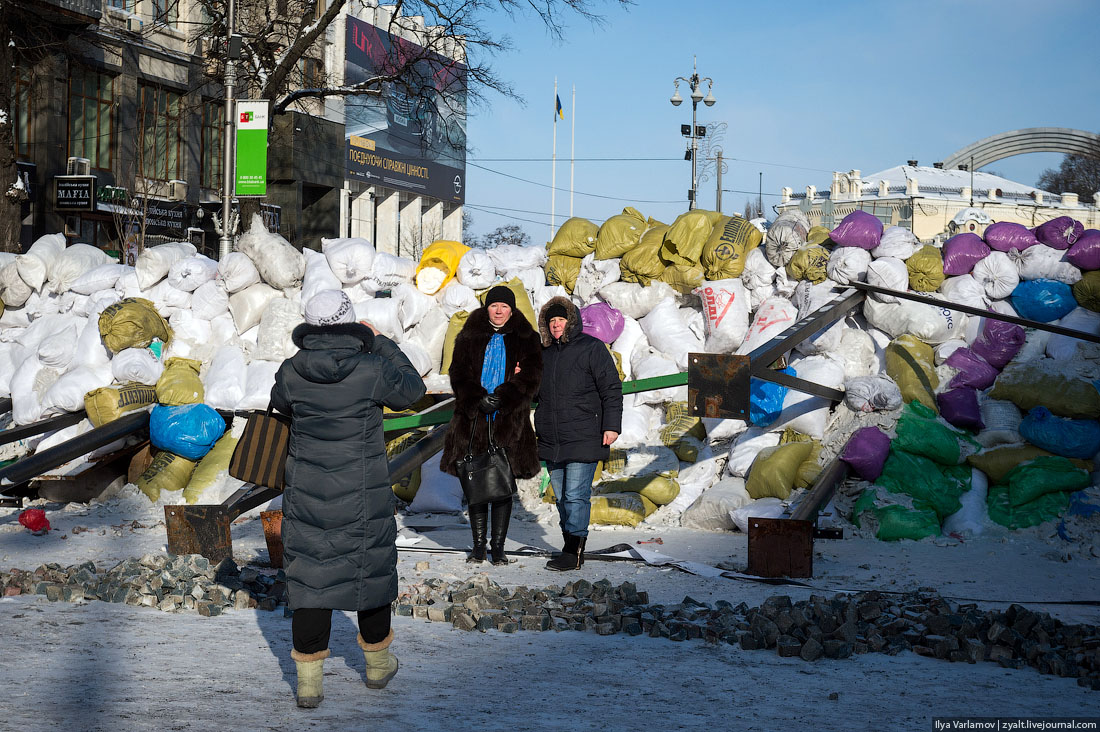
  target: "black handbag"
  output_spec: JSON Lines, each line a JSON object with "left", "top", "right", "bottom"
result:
{"left": 454, "top": 416, "right": 517, "bottom": 505}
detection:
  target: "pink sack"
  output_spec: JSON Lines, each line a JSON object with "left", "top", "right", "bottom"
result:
{"left": 945, "top": 347, "right": 998, "bottom": 390}
{"left": 580, "top": 302, "right": 625, "bottom": 344}
{"left": 1065, "top": 230, "right": 1100, "bottom": 271}
{"left": 937, "top": 388, "right": 984, "bottom": 433}
{"left": 829, "top": 210, "right": 883, "bottom": 250}
{"left": 984, "top": 221, "right": 1039, "bottom": 253}
{"left": 942, "top": 233, "right": 990, "bottom": 276}
{"left": 840, "top": 426, "right": 891, "bottom": 481}
{"left": 1034, "top": 216, "right": 1083, "bottom": 250}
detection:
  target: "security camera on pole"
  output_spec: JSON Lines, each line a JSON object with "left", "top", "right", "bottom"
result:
{"left": 670, "top": 57, "right": 716, "bottom": 211}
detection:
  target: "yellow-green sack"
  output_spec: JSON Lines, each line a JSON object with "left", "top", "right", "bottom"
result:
{"left": 885, "top": 335, "right": 938, "bottom": 412}
{"left": 155, "top": 357, "right": 204, "bottom": 406}
{"left": 594, "top": 207, "right": 646, "bottom": 260}
{"left": 967, "top": 444, "right": 1093, "bottom": 485}
{"left": 988, "top": 363, "right": 1100, "bottom": 420}
{"left": 593, "top": 475, "right": 679, "bottom": 506}
{"left": 746, "top": 441, "right": 814, "bottom": 500}
{"left": 620, "top": 224, "right": 668, "bottom": 284}
{"left": 590, "top": 492, "right": 657, "bottom": 527}
{"left": 795, "top": 441, "right": 824, "bottom": 489}
{"left": 136, "top": 450, "right": 197, "bottom": 503}
{"left": 906, "top": 245, "right": 945, "bottom": 292}
{"left": 548, "top": 217, "right": 598, "bottom": 257}
{"left": 183, "top": 433, "right": 239, "bottom": 504}
{"left": 700, "top": 215, "right": 763, "bottom": 280}
{"left": 659, "top": 263, "right": 704, "bottom": 294}
{"left": 659, "top": 401, "right": 706, "bottom": 461}
{"left": 806, "top": 226, "right": 833, "bottom": 247}
{"left": 98, "top": 297, "right": 172, "bottom": 354}
{"left": 84, "top": 383, "right": 158, "bottom": 428}
{"left": 477, "top": 276, "right": 536, "bottom": 327}
{"left": 785, "top": 245, "right": 830, "bottom": 283}
{"left": 440, "top": 310, "right": 470, "bottom": 376}
{"left": 659, "top": 210, "right": 722, "bottom": 266}
{"left": 1072, "top": 271, "right": 1100, "bottom": 313}
{"left": 386, "top": 430, "right": 424, "bottom": 503}
{"left": 546, "top": 254, "right": 582, "bottom": 293}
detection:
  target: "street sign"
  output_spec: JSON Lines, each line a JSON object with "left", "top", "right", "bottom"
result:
{"left": 235, "top": 100, "right": 270, "bottom": 197}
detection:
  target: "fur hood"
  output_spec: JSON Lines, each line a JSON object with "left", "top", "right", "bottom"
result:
{"left": 538, "top": 296, "right": 582, "bottom": 347}
{"left": 291, "top": 321, "right": 375, "bottom": 351}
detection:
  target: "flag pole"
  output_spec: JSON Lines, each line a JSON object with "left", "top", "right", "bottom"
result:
{"left": 570, "top": 84, "right": 575, "bottom": 219}
{"left": 551, "top": 77, "right": 558, "bottom": 241}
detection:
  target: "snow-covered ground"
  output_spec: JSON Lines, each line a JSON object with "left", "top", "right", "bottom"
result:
{"left": 1, "top": 492, "right": 1098, "bottom": 731}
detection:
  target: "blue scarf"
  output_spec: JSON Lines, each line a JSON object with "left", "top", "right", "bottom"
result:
{"left": 480, "top": 332, "right": 507, "bottom": 417}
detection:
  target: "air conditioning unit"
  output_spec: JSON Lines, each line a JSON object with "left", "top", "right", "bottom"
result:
{"left": 66, "top": 157, "right": 91, "bottom": 176}
{"left": 126, "top": 15, "right": 144, "bottom": 33}
{"left": 169, "top": 179, "right": 188, "bottom": 201}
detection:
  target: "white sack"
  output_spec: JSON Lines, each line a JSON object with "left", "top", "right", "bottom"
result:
{"left": 406, "top": 307, "right": 449, "bottom": 374}
{"left": 730, "top": 497, "right": 787, "bottom": 533}
{"left": 437, "top": 281, "right": 480, "bottom": 318}
{"left": 701, "top": 417, "right": 747, "bottom": 445}
{"left": 976, "top": 396, "right": 1023, "bottom": 448}
{"left": 865, "top": 257, "right": 909, "bottom": 302}
{"left": 941, "top": 469, "right": 991, "bottom": 538}
{"left": 415, "top": 266, "right": 448, "bottom": 295}
{"left": 111, "top": 348, "right": 164, "bottom": 385}
{"left": 862, "top": 297, "right": 967, "bottom": 345}
{"left": 456, "top": 248, "right": 496, "bottom": 290}
{"left": 681, "top": 306, "right": 705, "bottom": 342}
{"left": 16, "top": 233, "right": 66, "bottom": 291}
{"left": 0, "top": 260, "right": 33, "bottom": 307}
{"left": 611, "top": 316, "right": 647, "bottom": 380}
{"left": 228, "top": 283, "right": 283, "bottom": 334}
{"left": 597, "top": 280, "right": 675, "bottom": 320}
{"left": 135, "top": 241, "right": 196, "bottom": 291}
{"left": 639, "top": 298, "right": 702, "bottom": 370}
{"left": 735, "top": 296, "right": 798, "bottom": 356}
{"left": 393, "top": 282, "right": 436, "bottom": 331}
{"left": 940, "top": 275, "right": 988, "bottom": 309}
{"left": 363, "top": 252, "right": 417, "bottom": 292}
{"left": 217, "top": 252, "right": 261, "bottom": 294}
{"left": 49, "top": 244, "right": 114, "bottom": 293}
{"left": 237, "top": 219, "right": 305, "bottom": 290}
{"left": 44, "top": 365, "right": 111, "bottom": 414}
{"left": 0, "top": 343, "right": 17, "bottom": 396}
{"left": 680, "top": 477, "right": 752, "bottom": 531}
{"left": 1047, "top": 308, "right": 1100, "bottom": 360}
{"left": 38, "top": 322, "right": 80, "bottom": 369}
{"left": 826, "top": 246, "right": 871, "bottom": 285}
{"left": 486, "top": 244, "right": 547, "bottom": 276}
{"left": 622, "top": 445, "right": 679, "bottom": 478}
{"left": 301, "top": 248, "right": 343, "bottom": 306}
{"left": 238, "top": 360, "right": 281, "bottom": 411}
{"left": 406, "top": 453, "right": 464, "bottom": 513}
{"left": 11, "top": 356, "right": 47, "bottom": 425}
{"left": 872, "top": 226, "right": 919, "bottom": 260}
{"left": 354, "top": 297, "right": 402, "bottom": 340}
{"left": 204, "top": 346, "right": 248, "bottom": 410}
{"left": 844, "top": 374, "right": 903, "bottom": 412}
{"left": 934, "top": 340, "right": 967, "bottom": 365}
{"left": 629, "top": 348, "right": 684, "bottom": 406}
{"left": 321, "top": 237, "right": 376, "bottom": 286}
{"left": 694, "top": 279, "right": 749, "bottom": 353}
{"left": 726, "top": 427, "right": 782, "bottom": 478}
{"left": 833, "top": 325, "right": 878, "bottom": 379}
{"left": 74, "top": 315, "right": 111, "bottom": 369}
{"left": 71, "top": 263, "right": 129, "bottom": 295}
{"left": 616, "top": 402, "right": 656, "bottom": 448}
{"left": 190, "top": 280, "right": 230, "bottom": 321}
{"left": 775, "top": 356, "right": 845, "bottom": 438}
{"left": 144, "top": 278, "right": 192, "bottom": 313}
{"left": 167, "top": 254, "right": 219, "bottom": 292}
{"left": 399, "top": 340, "right": 433, "bottom": 377}
{"left": 253, "top": 299, "right": 303, "bottom": 363}
{"left": 972, "top": 251, "right": 1019, "bottom": 300}
{"left": 574, "top": 253, "right": 621, "bottom": 304}
{"left": 740, "top": 248, "right": 776, "bottom": 291}
{"left": 666, "top": 446, "right": 723, "bottom": 517}
{"left": 165, "top": 310, "right": 213, "bottom": 362}
{"left": 1013, "top": 244, "right": 1081, "bottom": 285}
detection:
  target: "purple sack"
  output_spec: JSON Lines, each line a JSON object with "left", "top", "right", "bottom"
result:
{"left": 945, "top": 347, "right": 999, "bottom": 390}
{"left": 984, "top": 221, "right": 1039, "bottom": 253}
{"left": 580, "top": 302, "right": 625, "bottom": 344}
{"left": 1065, "top": 229, "right": 1100, "bottom": 271}
{"left": 936, "top": 388, "right": 984, "bottom": 433}
{"left": 840, "top": 426, "right": 891, "bottom": 481}
{"left": 970, "top": 319, "right": 1025, "bottom": 369}
{"left": 829, "top": 210, "right": 883, "bottom": 250}
{"left": 942, "top": 233, "right": 991, "bottom": 275}
{"left": 1034, "top": 216, "right": 1083, "bottom": 250}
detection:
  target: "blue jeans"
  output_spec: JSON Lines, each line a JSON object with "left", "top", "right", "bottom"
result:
{"left": 546, "top": 460, "right": 599, "bottom": 538}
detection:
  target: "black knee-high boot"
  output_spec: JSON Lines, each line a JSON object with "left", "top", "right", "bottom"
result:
{"left": 489, "top": 497, "right": 513, "bottom": 565}
{"left": 467, "top": 503, "right": 488, "bottom": 563}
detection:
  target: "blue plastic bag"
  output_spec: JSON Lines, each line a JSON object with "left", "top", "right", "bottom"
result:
{"left": 749, "top": 367, "right": 795, "bottom": 427}
{"left": 149, "top": 404, "right": 227, "bottom": 461}
{"left": 1019, "top": 406, "right": 1100, "bottom": 459}
{"left": 1010, "top": 279, "right": 1077, "bottom": 322}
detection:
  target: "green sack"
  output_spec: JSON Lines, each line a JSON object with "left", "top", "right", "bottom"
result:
{"left": 659, "top": 210, "right": 722, "bottom": 266}
{"left": 853, "top": 486, "right": 942, "bottom": 541}
{"left": 547, "top": 217, "right": 599, "bottom": 257}
{"left": 593, "top": 475, "right": 680, "bottom": 506}
{"left": 620, "top": 223, "right": 668, "bottom": 284}
{"left": 745, "top": 441, "right": 813, "bottom": 500}
{"left": 785, "top": 245, "right": 830, "bottom": 283}
{"left": 989, "top": 363, "right": 1100, "bottom": 420}
{"left": 885, "top": 335, "right": 938, "bottom": 412}
{"left": 906, "top": 245, "right": 945, "bottom": 292}
{"left": 594, "top": 207, "right": 646, "bottom": 260}
{"left": 546, "top": 254, "right": 582, "bottom": 294}
{"left": 877, "top": 448, "right": 971, "bottom": 520}
{"left": 700, "top": 215, "right": 763, "bottom": 280}
{"left": 967, "top": 444, "right": 1093, "bottom": 484}
{"left": 1072, "top": 270, "right": 1100, "bottom": 313}
{"left": 894, "top": 401, "right": 980, "bottom": 465}
{"left": 1005, "top": 456, "right": 1090, "bottom": 507}
{"left": 986, "top": 483, "right": 1070, "bottom": 530}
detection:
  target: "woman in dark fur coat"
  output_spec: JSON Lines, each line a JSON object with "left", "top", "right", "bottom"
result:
{"left": 441, "top": 285, "right": 543, "bottom": 564}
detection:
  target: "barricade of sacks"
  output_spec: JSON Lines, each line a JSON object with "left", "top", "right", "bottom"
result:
{"left": 2, "top": 207, "right": 1098, "bottom": 530}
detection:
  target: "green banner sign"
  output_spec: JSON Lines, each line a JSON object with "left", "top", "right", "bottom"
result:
{"left": 235, "top": 101, "right": 269, "bottom": 197}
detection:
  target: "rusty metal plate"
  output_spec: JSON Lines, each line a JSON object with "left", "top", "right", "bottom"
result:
{"left": 260, "top": 510, "right": 284, "bottom": 568}
{"left": 687, "top": 352, "right": 750, "bottom": 419}
{"left": 164, "top": 505, "right": 233, "bottom": 563}
{"left": 747, "top": 517, "right": 815, "bottom": 579}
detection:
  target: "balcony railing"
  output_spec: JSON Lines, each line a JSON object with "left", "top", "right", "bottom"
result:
{"left": 35, "top": 0, "right": 102, "bottom": 23}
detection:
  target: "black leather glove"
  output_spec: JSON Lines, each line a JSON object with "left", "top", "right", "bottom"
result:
{"left": 478, "top": 393, "right": 502, "bottom": 414}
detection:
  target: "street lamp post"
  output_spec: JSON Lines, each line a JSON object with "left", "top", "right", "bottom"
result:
{"left": 670, "top": 57, "right": 715, "bottom": 211}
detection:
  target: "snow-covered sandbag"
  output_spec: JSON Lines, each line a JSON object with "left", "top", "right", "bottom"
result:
{"left": 228, "top": 282, "right": 283, "bottom": 334}
{"left": 217, "top": 252, "right": 261, "bottom": 294}
{"left": 253, "top": 299, "right": 302, "bottom": 363}
{"left": 680, "top": 477, "right": 752, "bottom": 531}
{"left": 639, "top": 298, "right": 702, "bottom": 370}
{"left": 610, "top": 317, "right": 647, "bottom": 380}
{"left": 941, "top": 469, "right": 991, "bottom": 537}
{"left": 238, "top": 360, "right": 280, "bottom": 411}
{"left": 942, "top": 233, "right": 991, "bottom": 276}
{"left": 354, "top": 297, "right": 402, "bottom": 340}
{"left": 1046, "top": 308, "right": 1100, "bottom": 360}
{"left": 456, "top": 248, "right": 496, "bottom": 290}
{"left": 873, "top": 226, "right": 920, "bottom": 260}
{"left": 940, "top": 275, "right": 988, "bottom": 309}
{"left": 844, "top": 374, "right": 903, "bottom": 413}
{"left": 1034, "top": 216, "right": 1083, "bottom": 250}
{"left": 167, "top": 254, "right": 219, "bottom": 292}
{"left": 485, "top": 244, "right": 547, "bottom": 276}
{"left": 616, "top": 402, "right": 656, "bottom": 447}
{"left": 43, "top": 365, "right": 110, "bottom": 414}
{"left": 16, "top": 233, "right": 66, "bottom": 291}
{"left": 203, "top": 346, "right": 247, "bottom": 410}
{"left": 406, "top": 453, "right": 463, "bottom": 513}
{"left": 775, "top": 356, "right": 845, "bottom": 438}
{"left": 735, "top": 296, "right": 798, "bottom": 355}
{"left": 729, "top": 497, "right": 786, "bottom": 533}
{"left": 826, "top": 246, "right": 871, "bottom": 285}
{"left": 238, "top": 220, "right": 305, "bottom": 290}
{"left": 111, "top": 348, "right": 164, "bottom": 385}
{"left": 740, "top": 248, "right": 776, "bottom": 291}
{"left": 629, "top": 348, "right": 684, "bottom": 406}
{"left": 666, "top": 446, "right": 722, "bottom": 517}
{"left": 143, "top": 278, "right": 192, "bottom": 313}
{"left": 437, "top": 281, "right": 479, "bottom": 318}
{"left": 363, "top": 252, "right": 417, "bottom": 292}
{"left": 393, "top": 282, "right": 436, "bottom": 331}
{"left": 984, "top": 221, "right": 1038, "bottom": 252}
{"left": 190, "top": 280, "right": 230, "bottom": 321}
{"left": 71, "top": 263, "right": 128, "bottom": 295}
{"left": 597, "top": 280, "right": 675, "bottom": 319}
{"left": 574, "top": 253, "right": 621, "bottom": 304}
{"left": 135, "top": 241, "right": 196, "bottom": 290}
{"left": 726, "top": 427, "right": 781, "bottom": 478}
{"left": 694, "top": 279, "right": 749, "bottom": 353}
{"left": 976, "top": 396, "right": 1022, "bottom": 448}
{"left": 1013, "top": 244, "right": 1081, "bottom": 285}
{"left": 11, "top": 356, "right": 49, "bottom": 425}
{"left": 37, "top": 321, "right": 80, "bottom": 369}
{"left": 865, "top": 257, "right": 909, "bottom": 302}
{"left": 0, "top": 260, "right": 33, "bottom": 307}
{"left": 49, "top": 244, "right": 114, "bottom": 293}
{"left": 321, "top": 237, "right": 376, "bottom": 286}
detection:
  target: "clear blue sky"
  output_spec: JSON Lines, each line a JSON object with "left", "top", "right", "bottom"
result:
{"left": 460, "top": 0, "right": 1099, "bottom": 243}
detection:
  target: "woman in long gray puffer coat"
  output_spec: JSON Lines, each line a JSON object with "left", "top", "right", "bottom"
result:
{"left": 269, "top": 289, "right": 425, "bottom": 709}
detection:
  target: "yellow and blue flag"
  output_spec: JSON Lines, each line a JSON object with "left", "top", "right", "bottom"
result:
{"left": 555, "top": 94, "right": 564, "bottom": 120}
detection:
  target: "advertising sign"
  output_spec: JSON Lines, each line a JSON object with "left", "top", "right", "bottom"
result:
{"left": 55, "top": 176, "right": 97, "bottom": 211}
{"left": 235, "top": 100, "right": 270, "bottom": 196}
{"left": 345, "top": 16, "right": 467, "bottom": 204}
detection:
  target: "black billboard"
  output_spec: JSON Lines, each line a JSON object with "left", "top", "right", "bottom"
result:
{"left": 344, "top": 16, "right": 467, "bottom": 204}
{"left": 55, "top": 176, "right": 96, "bottom": 211}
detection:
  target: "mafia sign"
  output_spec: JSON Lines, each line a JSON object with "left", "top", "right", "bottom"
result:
{"left": 55, "top": 176, "right": 97, "bottom": 212}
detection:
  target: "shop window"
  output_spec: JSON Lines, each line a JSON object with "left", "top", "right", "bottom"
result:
{"left": 200, "top": 100, "right": 223, "bottom": 190}
{"left": 138, "top": 84, "right": 183, "bottom": 182}
{"left": 68, "top": 66, "right": 115, "bottom": 171}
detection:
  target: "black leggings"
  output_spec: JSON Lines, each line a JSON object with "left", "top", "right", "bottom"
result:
{"left": 292, "top": 605, "right": 391, "bottom": 654}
